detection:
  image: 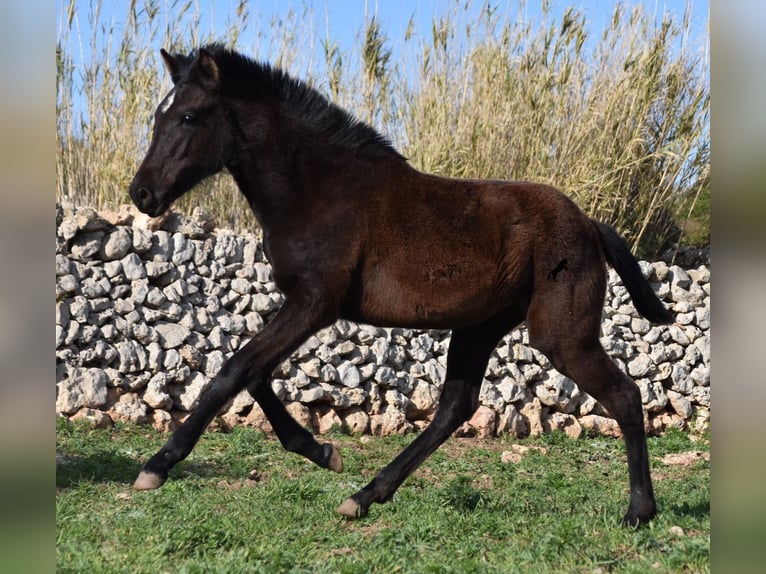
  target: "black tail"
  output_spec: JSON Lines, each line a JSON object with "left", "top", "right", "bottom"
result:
{"left": 593, "top": 220, "right": 674, "bottom": 325}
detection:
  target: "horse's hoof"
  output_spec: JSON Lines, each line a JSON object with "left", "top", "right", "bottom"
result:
{"left": 133, "top": 470, "right": 166, "bottom": 490}
{"left": 622, "top": 513, "right": 651, "bottom": 528}
{"left": 325, "top": 443, "right": 343, "bottom": 473}
{"left": 622, "top": 509, "right": 655, "bottom": 528}
{"left": 622, "top": 514, "right": 641, "bottom": 528}
{"left": 336, "top": 497, "right": 366, "bottom": 519}
{"left": 622, "top": 500, "right": 656, "bottom": 527}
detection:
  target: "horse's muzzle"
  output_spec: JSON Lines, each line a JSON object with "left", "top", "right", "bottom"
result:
{"left": 129, "top": 185, "right": 164, "bottom": 217}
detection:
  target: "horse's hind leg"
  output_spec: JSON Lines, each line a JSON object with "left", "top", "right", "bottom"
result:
{"left": 249, "top": 380, "right": 342, "bottom": 472}
{"left": 559, "top": 349, "right": 655, "bottom": 526}
{"left": 527, "top": 284, "right": 656, "bottom": 526}
{"left": 337, "top": 312, "right": 516, "bottom": 519}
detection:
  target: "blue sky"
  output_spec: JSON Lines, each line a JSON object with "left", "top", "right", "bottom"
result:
{"left": 272, "top": 0, "right": 709, "bottom": 49}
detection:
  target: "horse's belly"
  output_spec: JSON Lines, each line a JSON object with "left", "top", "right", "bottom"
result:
{"left": 349, "top": 260, "right": 498, "bottom": 329}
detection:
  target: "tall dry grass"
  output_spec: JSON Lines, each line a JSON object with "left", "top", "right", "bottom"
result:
{"left": 398, "top": 2, "right": 709, "bottom": 255}
{"left": 56, "top": 0, "right": 709, "bottom": 257}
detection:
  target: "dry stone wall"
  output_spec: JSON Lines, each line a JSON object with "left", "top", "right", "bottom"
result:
{"left": 55, "top": 205, "right": 711, "bottom": 438}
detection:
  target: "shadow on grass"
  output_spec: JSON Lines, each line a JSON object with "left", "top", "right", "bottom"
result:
{"left": 56, "top": 451, "right": 143, "bottom": 488}
{"left": 664, "top": 499, "right": 710, "bottom": 521}
{"left": 56, "top": 450, "right": 256, "bottom": 489}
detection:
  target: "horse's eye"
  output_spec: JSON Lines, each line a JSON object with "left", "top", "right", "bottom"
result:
{"left": 181, "top": 112, "right": 196, "bottom": 124}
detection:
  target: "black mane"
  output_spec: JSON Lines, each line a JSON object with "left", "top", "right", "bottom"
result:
{"left": 173, "top": 44, "right": 404, "bottom": 160}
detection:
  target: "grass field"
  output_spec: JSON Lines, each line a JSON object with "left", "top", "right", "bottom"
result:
{"left": 56, "top": 419, "right": 709, "bottom": 573}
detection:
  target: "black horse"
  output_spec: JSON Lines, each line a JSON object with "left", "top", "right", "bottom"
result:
{"left": 129, "top": 45, "right": 673, "bottom": 526}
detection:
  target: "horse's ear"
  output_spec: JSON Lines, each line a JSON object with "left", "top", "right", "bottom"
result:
{"left": 160, "top": 48, "right": 181, "bottom": 83}
{"left": 196, "top": 49, "right": 220, "bottom": 87}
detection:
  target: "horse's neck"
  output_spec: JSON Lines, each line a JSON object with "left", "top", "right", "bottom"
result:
{"left": 227, "top": 163, "right": 282, "bottom": 230}
{"left": 229, "top": 133, "right": 406, "bottom": 230}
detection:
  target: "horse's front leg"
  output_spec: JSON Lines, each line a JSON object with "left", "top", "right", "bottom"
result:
{"left": 133, "top": 290, "right": 337, "bottom": 490}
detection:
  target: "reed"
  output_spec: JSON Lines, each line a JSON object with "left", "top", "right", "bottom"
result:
{"left": 56, "top": 0, "right": 709, "bottom": 257}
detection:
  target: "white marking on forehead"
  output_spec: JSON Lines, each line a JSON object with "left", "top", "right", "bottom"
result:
{"left": 159, "top": 90, "right": 176, "bottom": 114}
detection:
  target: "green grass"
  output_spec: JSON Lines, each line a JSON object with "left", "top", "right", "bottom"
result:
{"left": 56, "top": 419, "right": 709, "bottom": 573}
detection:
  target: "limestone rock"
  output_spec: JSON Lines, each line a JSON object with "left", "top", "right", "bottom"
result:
{"left": 579, "top": 415, "right": 622, "bottom": 438}
{"left": 545, "top": 412, "right": 583, "bottom": 439}
{"left": 456, "top": 406, "right": 497, "bottom": 439}
{"left": 243, "top": 403, "right": 272, "bottom": 433}
{"left": 407, "top": 379, "right": 438, "bottom": 419}
{"left": 337, "top": 361, "right": 362, "bottom": 388}
{"left": 497, "top": 404, "right": 528, "bottom": 437}
{"left": 520, "top": 398, "right": 545, "bottom": 437}
{"left": 110, "top": 393, "right": 149, "bottom": 424}
{"left": 143, "top": 373, "right": 173, "bottom": 410}
{"left": 151, "top": 409, "right": 180, "bottom": 433}
{"left": 120, "top": 253, "right": 146, "bottom": 280}
{"left": 314, "top": 407, "right": 343, "bottom": 434}
{"left": 341, "top": 407, "right": 370, "bottom": 434}
{"left": 666, "top": 390, "right": 693, "bottom": 419}
{"left": 101, "top": 228, "right": 132, "bottom": 260}
{"left": 155, "top": 322, "right": 191, "bottom": 349}
{"left": 534, "top": 372, "right": 577, "bottom": 413}
{"left": 56, "top": 367, "right": 108, "bottom": 414}
{"left": 628, "top": 353, "right": 654, "bottom": 378}
{"left": 369, "top": 405, "right": 412, "bottom": 436}
{"left": 71, "top": 407, "right": 113, "bottom": 429}
{"left": 285, "top": 402, "right": 312, "bottom": 429}
{"left": 168, "top": 371, "right": 209, "bottom": 411}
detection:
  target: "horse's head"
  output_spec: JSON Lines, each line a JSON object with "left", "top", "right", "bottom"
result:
{"left": 129, "top": 48, "right": 232, "bottom": 217}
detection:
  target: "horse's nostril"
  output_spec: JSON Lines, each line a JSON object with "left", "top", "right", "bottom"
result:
{"left": 131, "top": 186, "right": 153, "bottom": 209}
{"left": 137, "top": 187, "right": 151, "bottom": 203}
